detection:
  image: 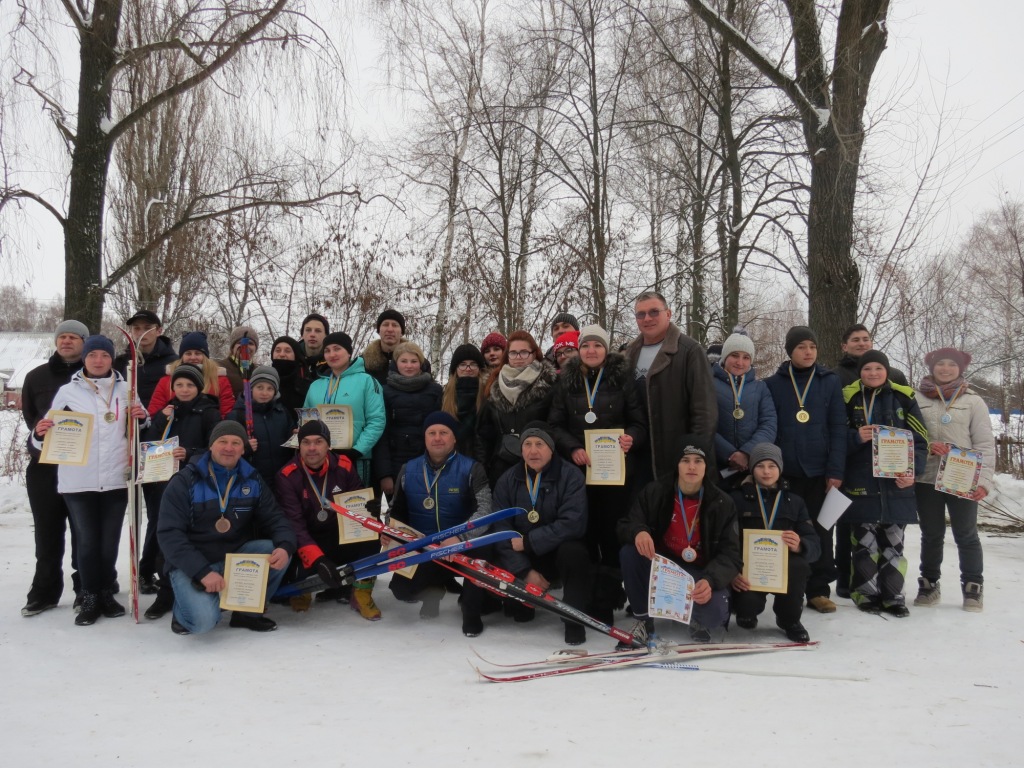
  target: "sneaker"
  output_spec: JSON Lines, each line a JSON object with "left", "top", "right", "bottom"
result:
{"left": 99, "top": 590, "right": 126, "bottom": 618}
{"left": 75, "top": 593, "right": 101, "bottom": 626}
{"left": 807, "top": 596, "right": 837, "bottom": 614}
{"left": 617, "top": 617, "right": 655, "bottom": 651}
{"left": 171, "top": 616, "right": 190, "bottom": 635}
{"left": 962, "top": 582, "right": 984, "bottom": 613}
{"left": 914, "top": 577, "right": 941, "bottom": 607}
{"left": 144, "top": 592, "right": 174, "bottom": 620}
{"left": 856, "top": 599, "right": 882, "bottom": 615}
{"left": 350, "top": 587, "right": 382, "bottom": 621}
{"left": 735, "top": 615, "right": 758, "bottom": 630}
{"left": 290, "top": 593, "right": 314, "bottom": 613}
{"left": 776, "top": 619, "right": 810, "bottom": 642}
{"left": 419, "top": 587, "right": 444, "bottom": 619}
{"left": 883, "top": 603, "right": 910, "bottom": 618}
{"left": 462, "top": 614, "right": 484, "bottom": 638}
{"left": 229, "top": 612, "right": 278, "bottom": 632}
{"left": 21, "top": 599, "right": 58, "bottom": 617}
{"left": 689, "top": 620, "right": 712, "bottom": 643}
{"left": 139, "top": 575, "right": 159, "bottom": 596}
{"left": 564, "top": 623, "right": 586, "bottom": 646}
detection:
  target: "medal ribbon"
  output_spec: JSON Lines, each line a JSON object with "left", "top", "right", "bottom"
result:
{"left": 83, "top": 374, "right": 117, "bottom": 415}
{"left": 583, "top": 367, "right": 605, "bottom": 412}
{"left": 301, "top": 463, "right": 330, "bottom": 509}
{"left": 422, "top": 456, "right": 451, "bottom": 512}
{"left": 728, "top": 372, "right": 746, "bottom": 410}
{"left": 788, "top": 366, "right": 815, "bottom": 411}
{"left": 326, "top": 373, "right": 342, "bottom": 403}
{"left": 936, "top": 382, "right": 965, "bottom": 420}
{"left": 674, "top": 486, "right": 703, "bottom": 550}
{"left": 160, "top": 408, "right": 175, "bottom": 441}
{"left": 525, "top": 468, "right": 542, "bottom": 510}
{"left": 208, "top": 465, "right": 237, "bottom": 519}
{"left": 861, "top": 388, "right": 879, "bottom": 425}
{"left": 756, "top": 487, "right": 782, "bottom": 530}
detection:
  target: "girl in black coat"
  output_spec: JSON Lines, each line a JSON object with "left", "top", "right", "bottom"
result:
{"left": 230, "top": 365, "right": 297, "bottom": 486}
{"left": 441, "top": 343, "right": 487, "bottom": 456}
{"left": 270, "top": 335, "right": 310, "bottom": 413}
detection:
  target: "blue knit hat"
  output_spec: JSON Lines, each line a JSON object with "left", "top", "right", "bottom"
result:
{"left": 82, "top": 335, "right": 115, "bottom": 359}
{"left": 179, "top": 331, "right": 210, "bottom": 357}
{"left": 423, "top": 411, "right": 460, "bottom": 436}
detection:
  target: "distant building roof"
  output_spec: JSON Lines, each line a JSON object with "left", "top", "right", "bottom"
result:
{"left": 0, "top": 332, "right": 53, "bottom": 384}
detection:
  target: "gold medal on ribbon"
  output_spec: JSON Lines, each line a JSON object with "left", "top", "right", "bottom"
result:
{"left": 796, "top": 409, "right": 810, "bottom": 423}
{"left": 423, "top": 498, "right": 435, "bottom": 510}
{"left": 104, "top": 411, "right": 116, "bottom": 424}
{"left": 732, "top": 408, "right": 744, "bottom": 420}
{"left": 527, "top": 509, "right": 540, "bottom": 524}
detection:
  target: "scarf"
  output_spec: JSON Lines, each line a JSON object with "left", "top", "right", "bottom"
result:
{"left": 386, "top": 370, "right": 434, "bottom": 393}
{"left": 917, "top": 374, "right": 966, "bottom": 400}
{"left": 498, "top": 361, "right": 542, "bottom": 407}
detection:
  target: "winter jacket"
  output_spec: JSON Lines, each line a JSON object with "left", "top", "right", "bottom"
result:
{"left": 373, "top": 371, "right": 443, "bottom": 482}
{"left": 298, "top": 342, "right": 327, "bottom": 385}
{"left": 229, "top": 396, "right": 297, "bottom": 484}
{"left": 35, "top": 370, "right": 146, "bottom": 494}
{"left": 711, "top": 363, "right": 778, "bottom": 465}
{"left": 147, "top": 368, "right": 236, "bottom": 418}
{"left": 158, "top": 452, "right": 296, "bottom": 581}
{"left": 362, "top": 338, "right": 407, "bottom": 386}
{"left": 475, "top": 362, "right": 557, "bottom": 486}
{"left": 841, "top": 380, "right": 929, "bottom": 526}
{"left": 547, "top": 354, "right": 648, "bottom": 458}
{"left": 915, "top": 385, "right": 995, "bottom": 488}
{"left": 272, "top": 358, "right": 311, "bottom": 413}
{"left": 449, "top": 376, "right": 483, "bottom": 456}
{"left": 624, "top": 323, "right": 718, "bottom": 479}
{"left": 21, "top": 352, "right": 83, "bottom": 459}
{"left": 114, "top": 335, "right": 178, "bottom": 408}
{"left": 216, "top": 355, "right": 247, "bottom": 399}
{"left": 618, "top": 477, "right": 742, "bottom": 591}
{"left": 274, "top": 453, "right": 363, "bottom": 568}
{"left": 390, "top": 452, "right": 491, "bottom": 535}
{"left": 492, "top": 455, "right": 588, "bottom": 577}
{"left": 835, "top": 354, "right": 909, "bottom": 388}
{"left": 144, "top": 394, "right": 221, "bottom": 464}
{"left": 730, "top": 479, "right": 821, "bottom": 563}
{"left": 764, "top": 362, "right": 847, "bottom": 480}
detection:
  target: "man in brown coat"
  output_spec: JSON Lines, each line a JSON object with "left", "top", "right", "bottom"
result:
{"left": 625, "top": 291, "right": 717, "bottom": 486}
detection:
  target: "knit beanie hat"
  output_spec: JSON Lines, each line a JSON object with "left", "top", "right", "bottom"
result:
{"left": 480, "top": 332, "right": 507, "bottom": 353}
{"left": 749, "top": 443, "right": 784, "bottom": 473}
{"left": 578, "top": 324, "right": 610, "bottom": 349}
{"left": 924, "top": 347, "right": 971, "bottom": 373}
{"left": 423, "top": 411, "right": 460, "bottom": 435}
{"left": 82, "top": 335, "right": 115, "bottom": 359}
{"left": 672, "top": 434, "right": 712, "bottom": 466}
{"left": 229, "top": 326, "right": 258, "bottom": 351}
{"left": 784, "top": 326, "right": 817, "bottom": 357}
{"left": 171, "top": 363, "right": 205, "bottom": 390}
{"left": 520, "top": 421, "right": 555, "bottom": 452}
{"left": 376, "top": 309, "right": 406, "bottom": 334}
{"left": 706, "top": 343, "right": 723, "bottom": 365}
{"left": 553, "top": 331, "right": 580, "bottom": 354}
{"left": 178, "top": 331, "right": 210, "bottom": 358}
{"left": 858, "top": 349, "right": 890, "bottom": 377}
{"left": 271, "top": 335, "right": 304, "bottom": 360}
{"left": 323, "top": 332, "right": 353, "bottom": 355}
{"left": 300, "top": 313, "right": 330, "bottom": 335}
{"left": 209, "top": 420, "right": 248, "bottom": 446}
{"left": 54, "top": 320, "right": 89, "bottom": 343}
{"left": 550, "top": 312, "right": 580, "bottom": 332}
{"left": 297, "top": 419, "right": 332, "bottom": 444}
{"left": 720, "top": 327, "right": 756, "bottom": 361}
{"left": 449, "top": 343, "right": 486, "bottom": 374}
{"left": 249, "top": 365, "right": 280, "bottom": 392}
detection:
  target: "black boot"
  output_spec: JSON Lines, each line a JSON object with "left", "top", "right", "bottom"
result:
{"left": 229, "top": 612, "right": 277, "bottom": 632}
{"left": 99, "top": 590, "right": 126, "bottom": 618}
{"left": 75, "top": 593, "right": 101, "bottom": 626}
{"left": 144, "top": 590, "right": 175, "bottom": 620}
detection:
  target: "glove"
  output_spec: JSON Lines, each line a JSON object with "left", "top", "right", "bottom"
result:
{"left": 314, "top": 556, "right": 344, "bottom": 589}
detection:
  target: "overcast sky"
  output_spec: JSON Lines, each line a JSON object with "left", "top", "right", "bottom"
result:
{"left": 12, "top": 0, "right": 1024, "bottom": 304}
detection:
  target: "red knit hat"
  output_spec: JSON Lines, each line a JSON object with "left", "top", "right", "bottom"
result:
{"left": 480, "top": 332, "right": 507, "bottom": 352}
{"left": 553, "top": 331, "right": 580, "bottom": 353}
{"left": 924, "top": 347, "right": 971, "bottom": 373}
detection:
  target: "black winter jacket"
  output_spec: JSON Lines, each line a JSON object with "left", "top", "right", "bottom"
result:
{"left": 144, "top": 394, "right": 221, "bottom": 463}
{"left": 114, "top": 335, "right": 178, "bottom": 408}
{"left": 229, "top": 396, "right": 297, "bottom": 484}
{"left": 21, "top": 352, "right": 83, "bottom": 458}
{"left": 373, "top": 371, "right": 443, "bottom": 482}
{"left": 730, "top": 479, "right": 821, "bottom": 563}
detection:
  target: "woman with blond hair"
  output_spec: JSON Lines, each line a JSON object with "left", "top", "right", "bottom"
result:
{"left": 147, "top": 332, "right": 235, "bottom": 418}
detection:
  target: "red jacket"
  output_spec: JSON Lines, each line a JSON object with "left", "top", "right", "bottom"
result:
{"left": 147, "top": 372, "right": 236, "bottom": 418}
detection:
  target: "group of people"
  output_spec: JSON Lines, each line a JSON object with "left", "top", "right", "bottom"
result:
{"left": 19, "top": 294, "right": 992, "bottom": 648}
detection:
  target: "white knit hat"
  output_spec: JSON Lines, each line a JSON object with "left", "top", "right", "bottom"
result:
{"left": 720, "top": 327, "right": 755, "bottom": 361}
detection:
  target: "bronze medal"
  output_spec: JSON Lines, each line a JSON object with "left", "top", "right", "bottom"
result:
{"left": 527, "top": 509, "right": 540, "bottom": 524}
{"left": 681, "top": 546, "right": 697, "bottom": 563}
{"left": 423, "top": 498, "right": 435, "bottom": 510}
{"left": 732, "top": 408, "right": 744, "bottom": 420}
{"left": 214, "top": 516, "right": 231, "bottom": 534}
{"left": 796, "top": 409, "right": 810, "bottom": 423}
{"left": 104, "top": 411, "right": 116, "bottom": 424}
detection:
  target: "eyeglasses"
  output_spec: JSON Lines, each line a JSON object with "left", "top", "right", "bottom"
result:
{"left": 555, "top": 349, "right": 577, "bottom": 359}
{"left": 457, "top": 362, "right": 480, "bottom": 371}
{"left": 634, "top": 309, "right": 665, "bottom": 320}
{"left": 508, "top": 350, "right": 534, "bottom": 359}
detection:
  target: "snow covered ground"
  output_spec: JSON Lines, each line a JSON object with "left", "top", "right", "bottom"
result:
{"left": 0, "top": 480, "right": 1022, "bottom": 767}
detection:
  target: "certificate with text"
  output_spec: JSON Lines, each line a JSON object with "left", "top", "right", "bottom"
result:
{"left": 219, "top": 553, "right": 270, "bottom": 613}
{"left": 647, "top": 555, "right": 695, "bottom": 625}
{"left": 584, "top": 429, "right": 626, "bottom": 486}
{"left": 742, "top": 529, "right": 789, "bottom": 593}
{"left": 335, "top": 488, "right": 379, "bottom": 544}
{"left": 872, "top": 426, "right": 914, "bottom": 478}
{"left": 39, "top": 410, "right": 93, "bottom": 466}
{"left": 935, "top": 445, "right": 983, "bottom": 498}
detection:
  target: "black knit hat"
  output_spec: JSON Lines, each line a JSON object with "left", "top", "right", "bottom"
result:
{"left": 423, "top": 411, "right": 460, "bottom": 435}
{"left": 520, "top": 420, "right": 555, "bottom": 452}
{"left": 300, "top": 313, "right": 330, "bottom": 335}
{"left": 297, "top": 419, "right": 332, "bottom": 444}
{"left": 271, "top": 335, "right": 304, "bottom": 360}
{"left": 376, "top": 309, "right": 406, "bottom": 334}
{"left": 323, "top": 332, "right": 353, "bottom": 355}
{"left": 178, "top": 331, "right": 210, "bottom": 358}
{"left": 209, "top": 421, "right": 247, "bottom": 446}
{"left": 784, "top": 326, "right": 817, "bottom": 357}
{"left": 550, "top": 312, "right": 579, "bottom": 332}
{"left": 448, "top": 343, "right": 486, "bottom": 375}
{"left": 171, "top": 363, "right": 205, "bottom": 390}
{"left": 858, "top": 349, "right": 890, "bottom": 377}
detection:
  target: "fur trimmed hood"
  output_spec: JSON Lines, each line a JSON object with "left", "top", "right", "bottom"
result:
{"left": 558, "top": 352, "right": 631, "bottom": 393}
{"left": 362, "top": 337, "right": 408, "bottom": 375}
{"left": 488, "top": 361, "right": 557, "bottom": 415}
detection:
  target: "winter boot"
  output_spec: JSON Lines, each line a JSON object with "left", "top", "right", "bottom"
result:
{"left": 229, "top": 612, "right": 277, "bottom": 632}
{"left": 962, "top": 582, "right": 984, "bottom": 612}
{"left": 913, "top": 577, "right": 941, "bottom": 607}
{"left": 99, "top": 590, "right": 126, "bottom": 618}
{"left": 419, "top": 586, "right": 444, "bottom": 619}
{"left": 75, "top": 593, "right": 101, "bottom": 626}
{"left": 564, "top": 622, "right": 586, "bottom": 646}
{"left": 776, "top": 619, "right": 811, "bottom": 643}
{"left": 350, "top": 580, "right": 382, "bottom": 621}
{"left": 290, "top": 593, "right": 314, "bottom": 613}
{"left": 144, "top": 590, "right": 174, "bottom": 620}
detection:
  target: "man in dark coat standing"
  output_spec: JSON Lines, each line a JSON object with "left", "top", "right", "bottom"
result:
{"left": 114, "top": 309, "right": 177, "bottom": 408}
{"left": 20, "top": 320, "right": 87, "bottom": 616}
{"left": 625, "top": 291, "right": 718, "bottom": 488}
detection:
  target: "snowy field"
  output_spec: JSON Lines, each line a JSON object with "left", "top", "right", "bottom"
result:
{"left": 1, "top": 478, "right": 1022, "bottom": 767}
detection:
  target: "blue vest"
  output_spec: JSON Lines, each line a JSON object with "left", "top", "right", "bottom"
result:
{"left": 403, "top": 452, "right": 477, "bottom": 533}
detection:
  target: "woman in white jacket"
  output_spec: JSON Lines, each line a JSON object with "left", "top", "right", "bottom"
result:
{"left": 913, "top": 347, "right": 994, "bottom": 612}
{"left": 33, "top": 335, "right": 148, "bottom": 625}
